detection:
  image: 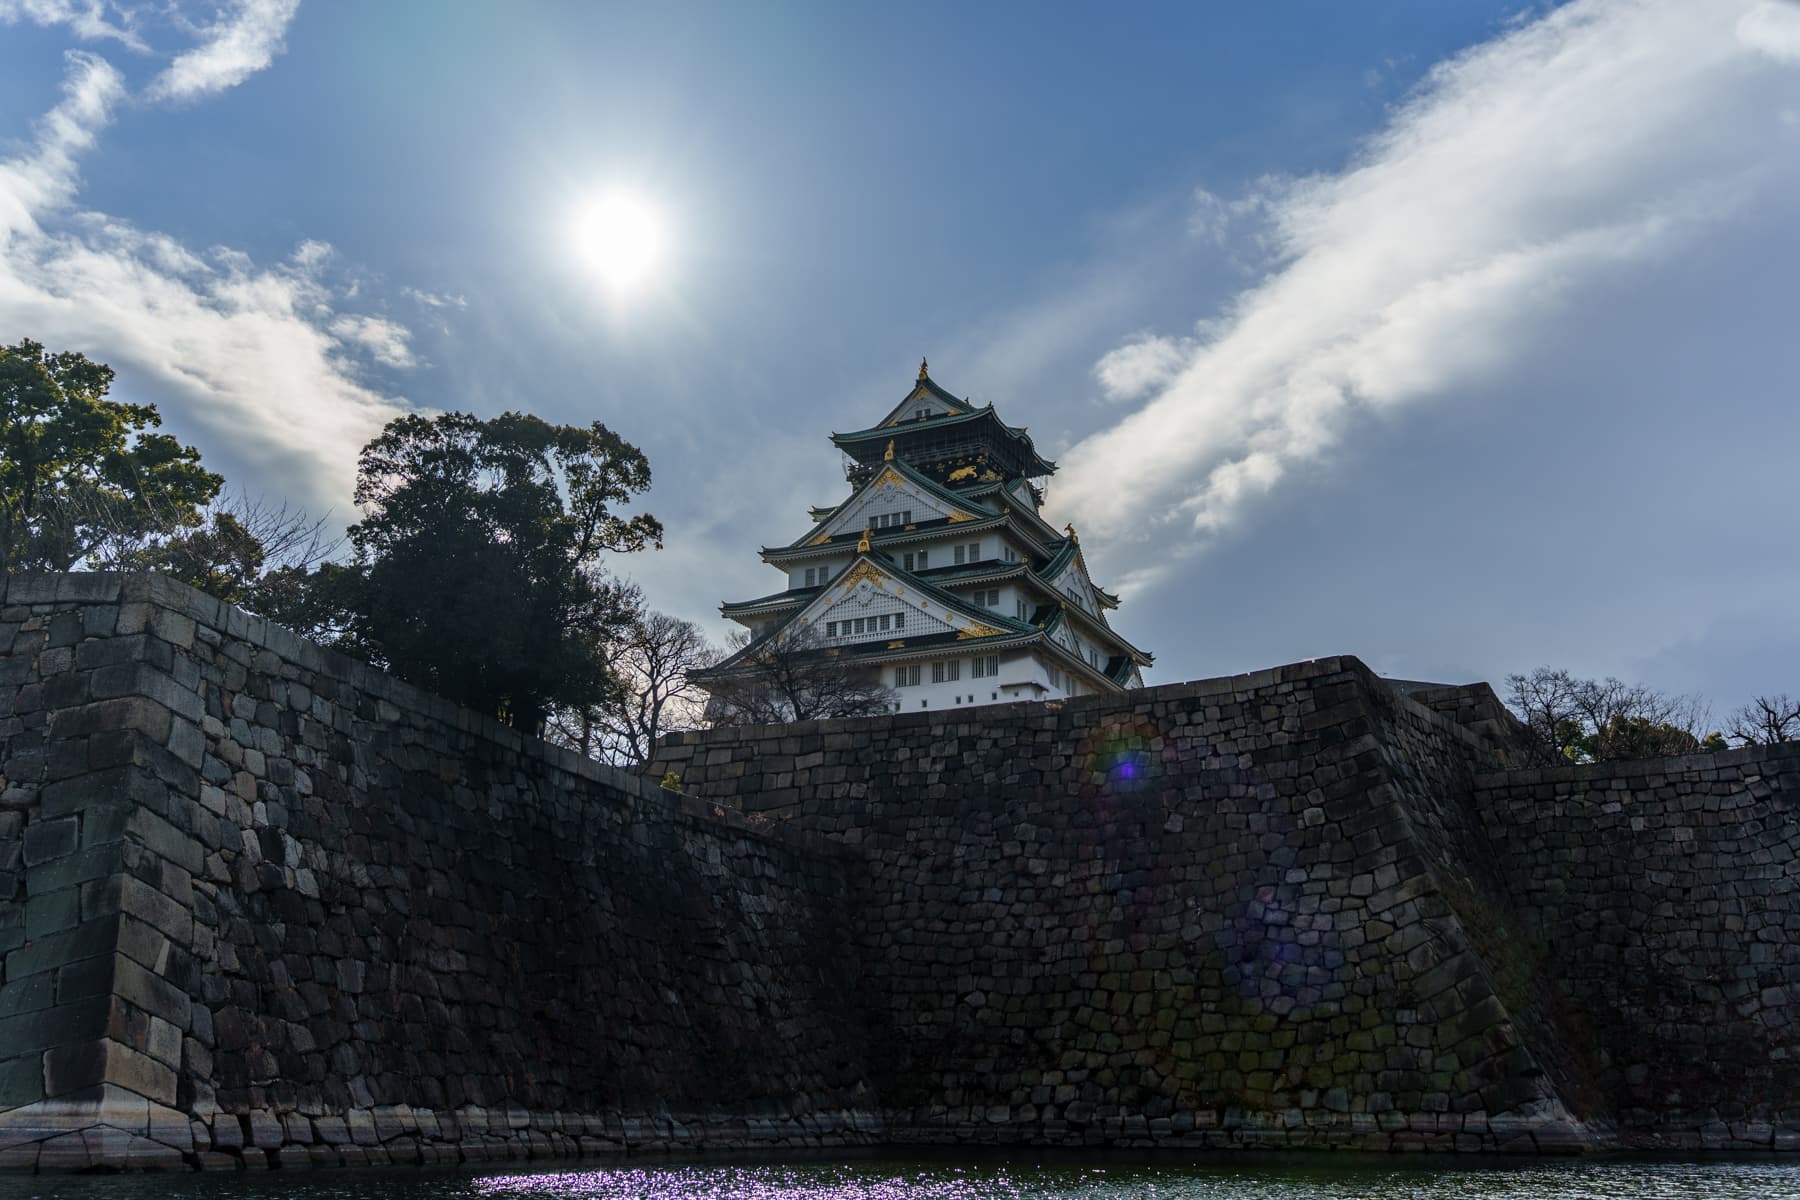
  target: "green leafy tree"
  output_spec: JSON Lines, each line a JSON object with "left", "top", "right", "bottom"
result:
{"left": 0, "top": 339, "right": 220, "bottom": 572}
{"left": 311, "top": 411, "right": 662, "bottom": 730}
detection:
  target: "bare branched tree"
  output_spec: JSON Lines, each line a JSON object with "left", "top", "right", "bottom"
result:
{"left": 705, "top": 623, "right": 895, "bottom": 727}
{"left": 58, "top": 485, "right": 338, "bottom": 579}
{"left": 547, "top": 608, "right": 719, "bottom": 767}
{"left": 1726, "top": 693, "right": 1800, "bottom": 747}
{"left": 1506, "top": 666, "right": 1719, "bottom": 764}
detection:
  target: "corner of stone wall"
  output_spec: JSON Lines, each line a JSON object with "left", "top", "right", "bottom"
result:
{"left": 1, "top": 573, "right": 210, "bottom": 1171}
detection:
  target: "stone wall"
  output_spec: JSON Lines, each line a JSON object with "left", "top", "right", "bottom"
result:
{"left": 5, "top": 571, "right": 1798, "bottom": 1170}
{"left": 0, "top": 573, "right": 874, "bottom": 1171}
{"left": 655, "top": 660, "right": 1585, "bottom": 1152}
{"left": 654, "top": 663, "right": 1800, "bottom": 1154}
{"left": 1473, "top": 748, "right": 1800, "bottom": 1149}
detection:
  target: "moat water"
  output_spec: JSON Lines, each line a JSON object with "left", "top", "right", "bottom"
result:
{"left": 4, "top": 1155, "right": 1800, "bottom": 1200}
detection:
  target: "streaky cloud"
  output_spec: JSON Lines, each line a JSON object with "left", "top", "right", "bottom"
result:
{"left": 1055, "top": 0, "right": 1800, "bottom": 595}
{"left": 0, "top": 0, "right": 145, "bottom": 49}
{"left": 145, "top": 0, "right": 301, "bottom": 102}
{"left": 0, "top": 16, "right": 417, "bottom": 518}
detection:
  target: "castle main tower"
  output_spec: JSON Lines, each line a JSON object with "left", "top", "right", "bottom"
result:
{"left": 693, "top": 360, "right": 1151, "bottom": 712}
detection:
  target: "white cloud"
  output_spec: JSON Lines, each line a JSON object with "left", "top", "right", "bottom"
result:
{"left": 1054, "top": 0, "right": 1800, "bottom": 593}
{"left": 1095, "top": 334, "right": 1193, "bottom": 404}
{"left": 402, "top": 286, "right": 468, "bottom": 310}
{"left": 329, "top": 314, "right": 416, "bottom": 368}
{"left": 1739, "top": 1, "right": 1800, "bottom": 64}
{"left": 0, "top": 0, "right": 144, "bottom": 48}
{"left": 0, "top": 51, "right": 124, "bottom": 233}
{"left": 0, "top": 7, "right": 418, "bottom": 516}
{"left": 145, "top": 0, "right": 300, "bottom": 102}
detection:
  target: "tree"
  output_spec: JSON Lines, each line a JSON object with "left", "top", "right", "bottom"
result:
{"left": 0, "top": 339, "right": 219, "bottom": 573}
{"left": 706, "top": 624, "right": 895, "bottom": 726}
{"left": 315, "top": 411, "right": 662, "bottom": 731}
{"left": 1726, "top": 693, "right": 1800, "bottom": 747}
{"left": 1505, "top": 666, "right": 1719, "bottom": 764}
{"left": 547, "top": 603, "right": 719, "bottom": 767}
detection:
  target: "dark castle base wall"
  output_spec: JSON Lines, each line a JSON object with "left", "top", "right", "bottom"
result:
{"left": 653, "top": 669, "right": 1800, "bottom": 1154}
{"left": 2, "top": 572, "right": 1797, "bottom": 1170}
{"left": 1473, "top": 748, "right": 1800, "bottom": 1150}
{"left": 1, "top": 574, "right": 875, "bottom": 1171}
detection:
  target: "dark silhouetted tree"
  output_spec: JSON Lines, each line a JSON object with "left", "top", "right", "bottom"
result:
{"left": 1505, "top": 666, "right": 1720, "bottom": 764}
{"left": 547, "top": 601, "right": 718, "bottom": 767}
{"left": 705, "top": 624, "right": 894, "bottom": 726}
{"left": 1726, "top": 693, "right": 1800, "bottom": 747}
{"left": 298, "top": 411, "right": 662, "bottom": 731}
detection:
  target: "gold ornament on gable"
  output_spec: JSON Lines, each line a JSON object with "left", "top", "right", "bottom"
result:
{"left": 841, "top": 560, "right": 886, "bottom": 590}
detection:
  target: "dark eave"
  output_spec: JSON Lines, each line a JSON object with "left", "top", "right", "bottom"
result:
{"left": 879, "top": 372, "right": 975, "bottom": 421}
{"left": 695, "top": 551, "right": 1038, "bottom": 680}
{"left": 831, "top": 406, "right": 1057, "bottom": 477}
{"left": 762, "top": 507, "right": 1060, "bottom": 567}
{"left": 779, "top": 456, "right": 1000, "bottom": 552}
{"left": 1042, "top": 600, "right": 1155, "bottom": 667}
{"left": 720, "top": 585, "right": 818, "bottom": 617}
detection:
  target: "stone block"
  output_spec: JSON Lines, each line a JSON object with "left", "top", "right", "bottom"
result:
{"left": 42, "top": 1039, "right": 110, "bottom": 1097}
{"left": 22, "top": 815, "right": 81, "bottom": 865}
{"left": 25, "top": 886, "right": 83, "bottom": 939}
{"left": 112, "top": 955, "right": 191, "bottom": 1027}
{"left": 115, "top": 873, "right": 193, "bottom": 944}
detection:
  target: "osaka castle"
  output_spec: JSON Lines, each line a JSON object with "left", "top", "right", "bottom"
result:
{"left": 693, "top": 360, "right": 1152, "bottom": 711}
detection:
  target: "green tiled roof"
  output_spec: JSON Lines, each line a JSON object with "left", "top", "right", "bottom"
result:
{"left": 777, "top": 456, "right": 1001, "bottom": 552}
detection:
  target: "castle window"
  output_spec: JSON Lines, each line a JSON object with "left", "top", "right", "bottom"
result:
{"left": 967, "top": 541, "right": 981, "bottom": 562}
{"left": 804, "top": 568, "right": 816, "bottom": 587}
{"left": 827, "top": 621, "right": 838, "bottom": 636}
{"left": 1016, "top": 599, "right": 1028, "bottom": 620}
{"left": 931, "top": 660, "right": 960, "bottom": 684}
{"left": 895, "top": 665, "right": 920, "bottom": 688}
{"left": 917, "top": 550, "right": 928, "bottom": 569}
{"left": 879, "top": 614, "right": 891, "bottom": 631}
{"left": 954, "top": 545, "right": 965, "bottom": 565}
{"left": 895, "top": 613, "right": 906, "bottom": 630}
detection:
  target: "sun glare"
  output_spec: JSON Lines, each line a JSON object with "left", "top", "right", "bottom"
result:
{"left": 575, "top": 191, "right": 666, "bottom": 293}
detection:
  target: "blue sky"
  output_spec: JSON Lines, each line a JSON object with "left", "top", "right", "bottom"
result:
{"left": 4, "top": 0, "right": 1800, "bottom": 720}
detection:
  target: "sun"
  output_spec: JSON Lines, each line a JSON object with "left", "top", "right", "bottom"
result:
{"left": 574, "top": 190, "right": 666, "bottom": 293}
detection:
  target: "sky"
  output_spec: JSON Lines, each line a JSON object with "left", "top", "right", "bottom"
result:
{"left": 3, "top": 0, "right": 1800, "bottom": 720}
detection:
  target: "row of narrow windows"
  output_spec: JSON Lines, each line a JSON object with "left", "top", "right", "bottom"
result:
{"left": 894, "top": 655, "right": 1001, "bottom": 687}
{"left": 869, "top": 511, "right": 911, "bottom": 529}
{"left": 828, "top": 613, "right": 904, "bottom": 637}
